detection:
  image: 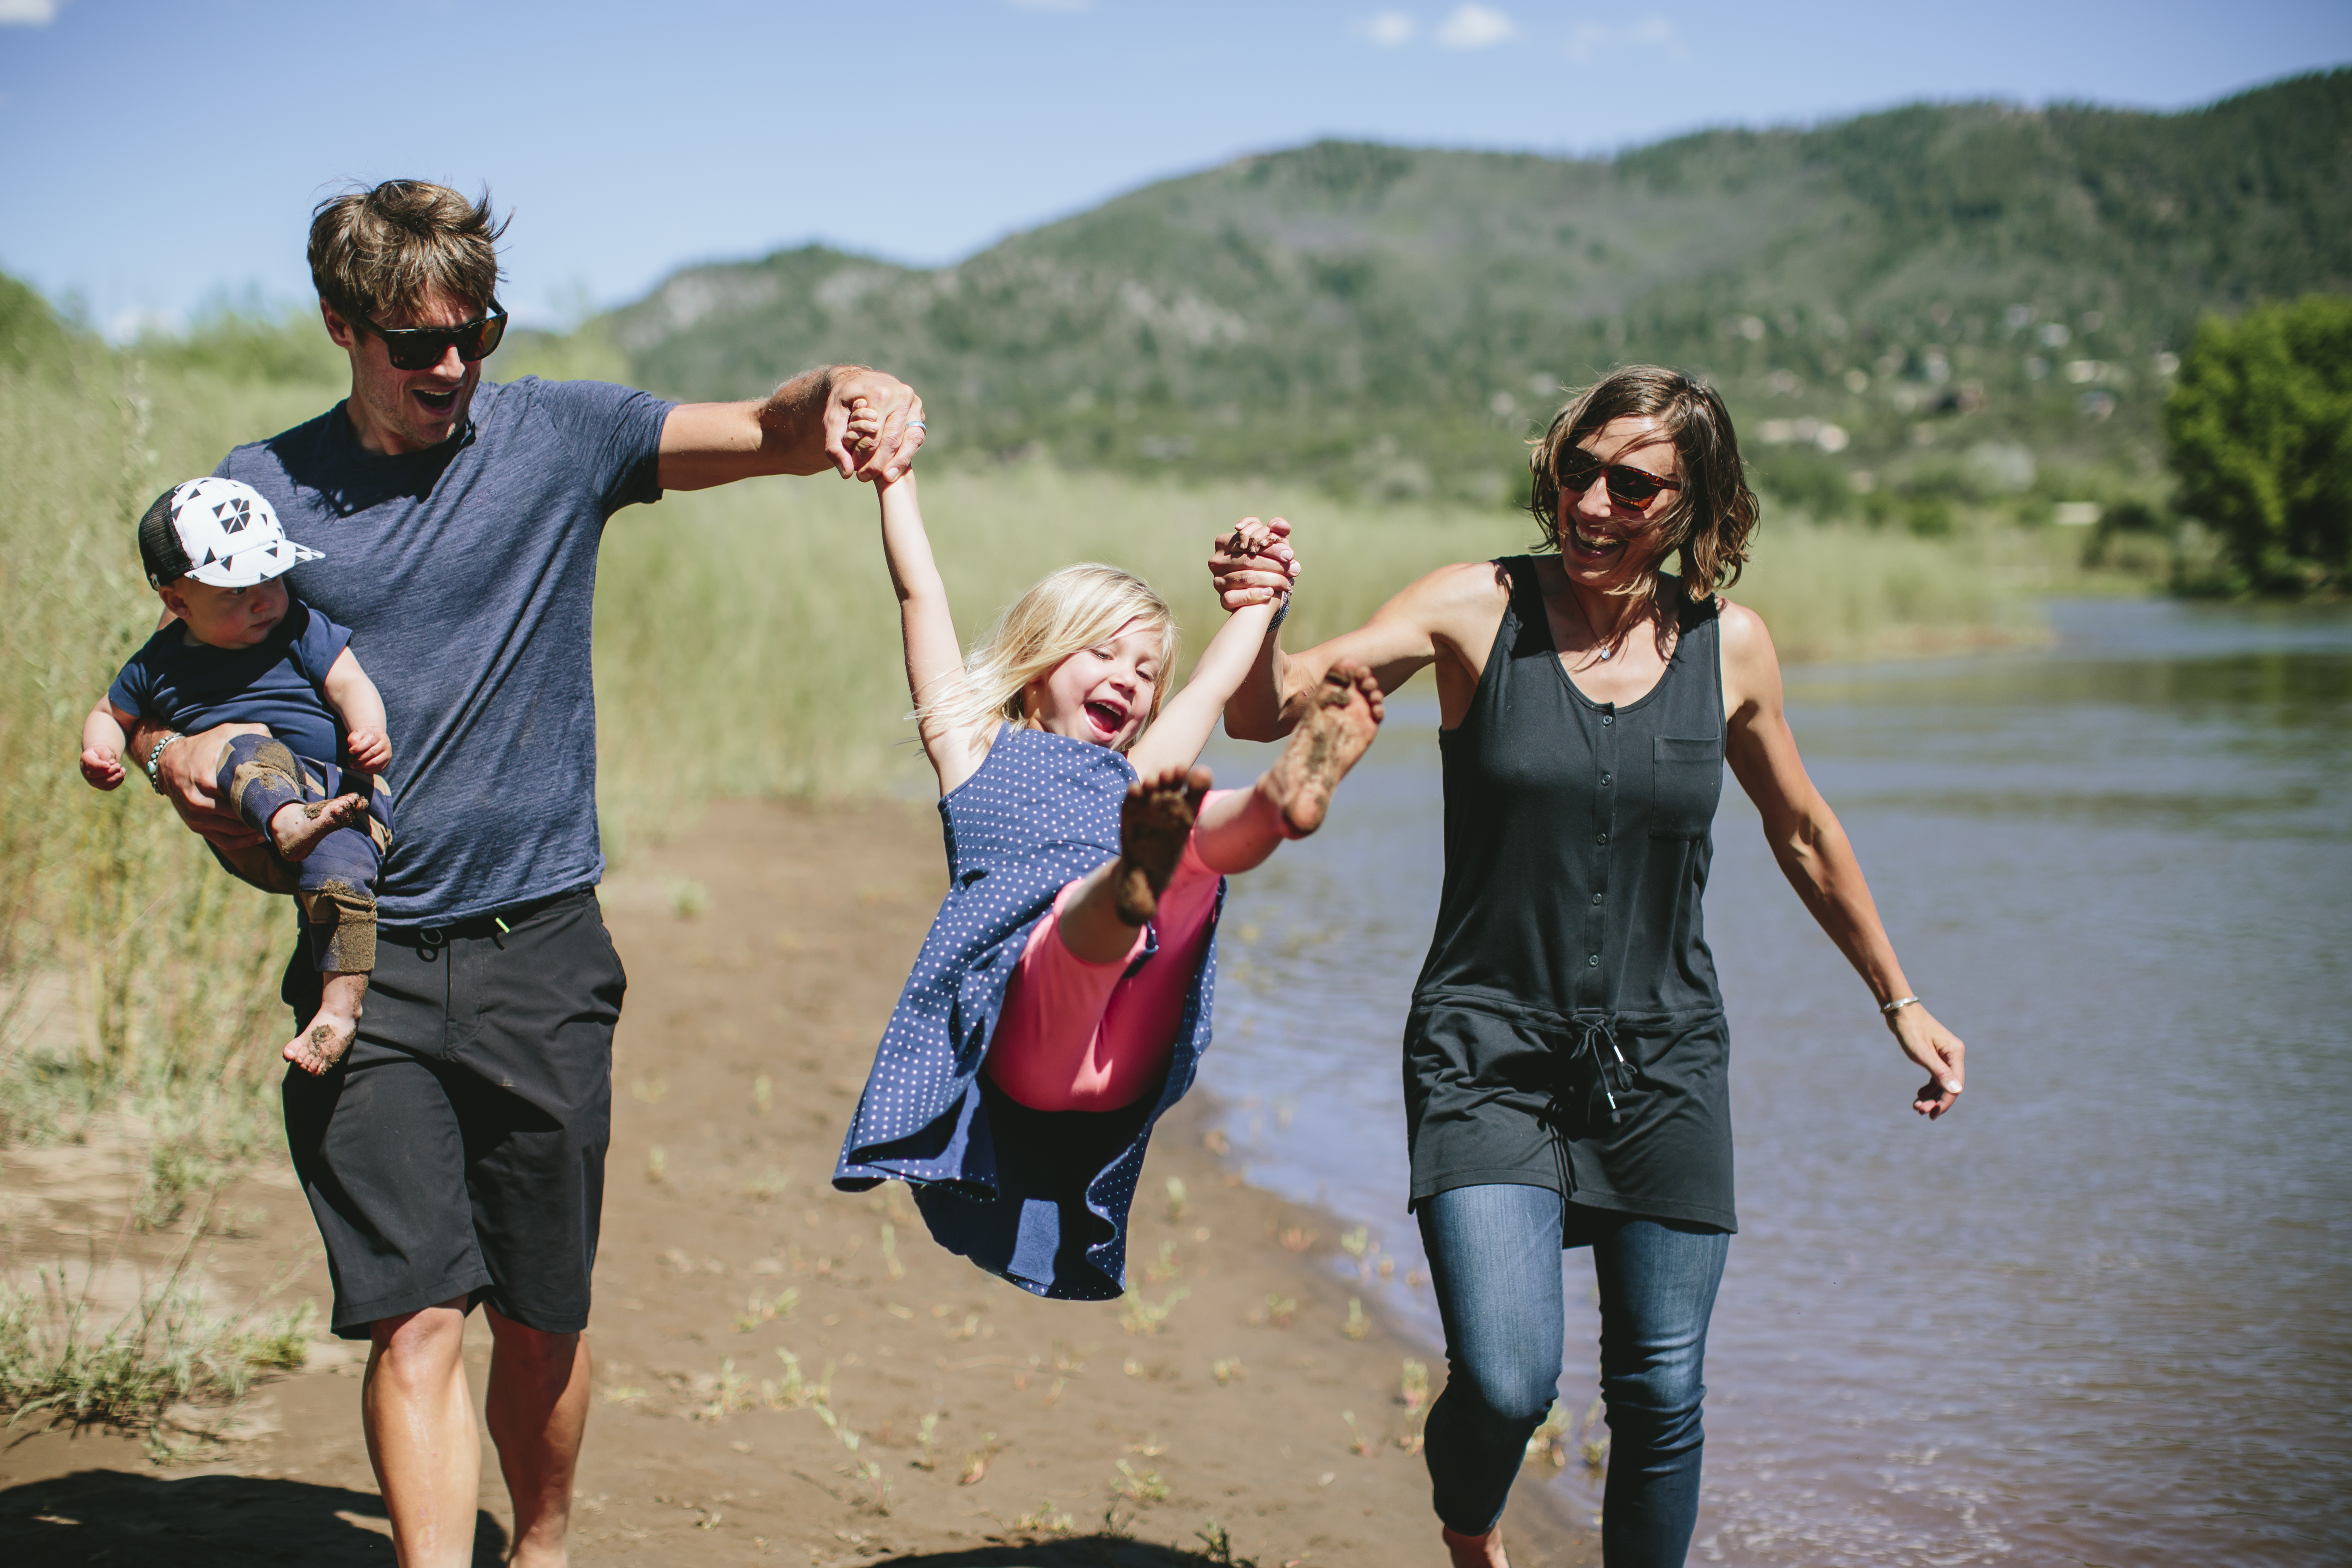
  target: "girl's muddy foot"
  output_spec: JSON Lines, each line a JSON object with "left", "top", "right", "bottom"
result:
{"left": 284, "top": 1010, "right": 357, "bottom": 1075}
{"left": 1265, "top": 660, "right": 1383, "bottom": 837}
{"left": 1115, "top": 765, "right": 1210, "bottom": 924}
{"left": 269, "top": 794, "right": 366, "bottom": 863}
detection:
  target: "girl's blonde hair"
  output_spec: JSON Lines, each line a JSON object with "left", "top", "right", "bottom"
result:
{"left": 922, "top": 564, "right": 1179, "bottom": 753}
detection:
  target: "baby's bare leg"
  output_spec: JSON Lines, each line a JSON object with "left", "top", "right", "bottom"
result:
{"left": 1052, "top": 766, "right": 1210, "bottom": 963}
{"left": 284, "top": 971, "right": 366, "bottom": 1076}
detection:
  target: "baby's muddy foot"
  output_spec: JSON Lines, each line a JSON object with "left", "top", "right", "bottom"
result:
{"left": 284, "top": 1011, "right": 357, "bottom": 1076}
{"left": 269, "top": 794, "right": 366, "bottom": 863}
{"left": 1115, "top": 765, "right": 1210, "bottom": 924}
{"left": 1265, "top": 660, "right": 1384, "bottom": 837}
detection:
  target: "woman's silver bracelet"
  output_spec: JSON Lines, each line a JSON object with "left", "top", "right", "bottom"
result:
{"left": 1880, "top": 995, "right": 1921, "bottom": 1015}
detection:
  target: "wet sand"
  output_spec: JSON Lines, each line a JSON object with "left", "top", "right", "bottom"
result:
{"left": 0, "top": 798, "right": 1588, "bottom": 1567}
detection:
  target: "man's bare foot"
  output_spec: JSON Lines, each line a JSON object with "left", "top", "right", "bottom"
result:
{"left": 284, "top": 1009, "right": 357, "bottom": 1075}
{"left": 1442, "top": 1524, "right": 1510, "bottom": 1568}
{"left": 269, "top": 794, "right": 366, "bottom": 863}
{"left": 1263, "top": 659, "right": 1383, "bottom": 837}
{"left": 1114, "top": 765, "right": 1210, "bottom": 924}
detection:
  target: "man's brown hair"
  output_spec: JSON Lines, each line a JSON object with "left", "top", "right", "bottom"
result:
{"left": 1527, "top": 365, "right": 1760, "bottom": 597}
{"left": 308, "top": 181, "right": 508, "bottom": 332}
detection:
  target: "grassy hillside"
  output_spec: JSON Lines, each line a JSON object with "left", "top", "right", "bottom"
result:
{"left": 607, "top": 70, "right": 2351, "bottom": 518}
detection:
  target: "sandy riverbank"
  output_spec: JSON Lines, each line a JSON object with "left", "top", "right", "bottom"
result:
{"left": 0, "top": 798, "right": 1590, "bottom": 1567}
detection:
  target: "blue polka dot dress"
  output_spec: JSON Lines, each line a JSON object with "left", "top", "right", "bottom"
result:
{"left": 833, "top": 725, "right": 1225, "bottom": 1300}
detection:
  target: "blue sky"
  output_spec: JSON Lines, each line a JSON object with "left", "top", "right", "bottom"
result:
{"left": 3, "top": 0, "right": 2346, "bottom": 335}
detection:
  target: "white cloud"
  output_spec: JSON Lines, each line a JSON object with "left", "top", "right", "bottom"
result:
{"left": 1353, "top": 10, "right": 1416, "bottom": 47}
{"left": 1563, "top": 16, "right": 1681, "bottom": 63}
{"left": 1434, "top": 4, "right": 1517, "bottom": 50}
{"left": 0, "top": 0, "right": 60, "bottom": 24}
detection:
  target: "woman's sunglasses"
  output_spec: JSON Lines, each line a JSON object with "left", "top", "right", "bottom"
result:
{"left": 361, "top": 304, "right": 509, "bottom": 372}
{"left": 1555, "top": 448, "right": 1684, "bottom": 509}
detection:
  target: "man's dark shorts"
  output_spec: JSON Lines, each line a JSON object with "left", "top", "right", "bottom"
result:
{"left": 281, "top": 887, "right": 624, "bottom": 1340}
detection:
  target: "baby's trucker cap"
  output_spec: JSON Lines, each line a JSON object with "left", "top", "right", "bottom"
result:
{"left": 138, "top": 477, "right": 324, "bottom": 590}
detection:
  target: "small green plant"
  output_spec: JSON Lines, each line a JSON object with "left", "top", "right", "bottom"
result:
{"left": 697, "top": 1357, "right": 757, "bottom": 1420}
{"left": 751, "top": 1073, "right": 772, "bottom": 1114}
{"left": 732, "top": 1287, "right": 799, "bottom": 1333}
{"left": 1013, "top": 1497, "right": 1074, "bottom": 1535}
{"left": 1164, "top": 1176, "right": 1187, "bottom": 1220}
{"left": 1212, "top": 1356, "right": 1246, "bottom": 1385}
{"left": 1257, "top": 1293, "right": 1296, "bottom": 1329}
{"left": 743, "top": 1166, "right": 789, "bottom": 1200}
{"left": 1118, "top": 1285, "right": 1188, "bottom": 1335}
{"left": 1338, "top": 1226, "right": 1369, "bottom": 1260}
{"left": 880, "top": 1221, "right": 903, "bottom": 1282}
{"left": 1399, "top": 1358, "right": 1429, "bottom": 1412}
{"left": 913, "top": 1410, "right": 942, "bottom": 1470}
{"left": 1341, "top": 1409, "right": 1378, "bottom": 1457}
{"left": 1342, "top": 1297, "right": 1369, "bottom": 1340}
{"left": 669, "top": 879, "right": 708, "bottom": 918}
{"left": 1114, "top": 1457, "right": 1169, "bottom": 1504}
{"left": 644, "top": 1144, "right": 667, "bottom": 1183}
{"left": 1194, "top": 1519, "right": 1259, "bottom": 1567}
{"left": 761, "top": 1346, "right": 830, "bottom": 1409}
{"left": 1575, "top": 1396, "right": 1610, "bottom": 1472}
{"left": 1143, "top": 1240, "right": 1181, "bottom": 1283}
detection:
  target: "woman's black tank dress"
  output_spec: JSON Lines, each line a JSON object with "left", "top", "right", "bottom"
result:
{"left": 1404, "top": 558, "right": 1736, "bottom": 1232}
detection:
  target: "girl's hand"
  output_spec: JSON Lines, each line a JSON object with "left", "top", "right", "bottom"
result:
{"left": 1213, "top": 516, "right": 1299, "bottom": 610}
{"left": 845, "top": 397, "right": 888, "bottom": 476}
{"left": 80, "top": 745, "right": 125, "bottom": 790}
{"left": 1888, "top": 1003, "right": 1965, "bottom": 1119}
{"left": 345, "top": 729, "right": 393, "bottom": 773}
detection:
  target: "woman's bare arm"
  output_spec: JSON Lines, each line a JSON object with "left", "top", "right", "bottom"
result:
{"left": 1214, "top": 555, "right": 1509, "bottom": 740}
{"left": 1720, "top": 600, "right": 1967, "bottom": 1118}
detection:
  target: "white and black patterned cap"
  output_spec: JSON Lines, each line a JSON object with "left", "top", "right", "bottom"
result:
{"left": 137, "top": 478, "right": 324, "bottom": 590}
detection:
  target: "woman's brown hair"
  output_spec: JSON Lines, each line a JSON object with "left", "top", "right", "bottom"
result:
{"left": 1527, "top": 365, "right": 1758, "bottom": 598}
{"left": 307, "top": 181, "right": 508, "bottom": 331}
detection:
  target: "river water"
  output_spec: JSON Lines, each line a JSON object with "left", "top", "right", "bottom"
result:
{"left": 1196, "top": 599, "right": 2352, "bottom": 1566}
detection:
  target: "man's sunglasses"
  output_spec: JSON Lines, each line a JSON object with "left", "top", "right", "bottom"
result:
{"left": 1555, "top": 449, "right": 1684, "bottom": 509}
{"left": 360, "top": 304, "right": 509, "bottom": 372}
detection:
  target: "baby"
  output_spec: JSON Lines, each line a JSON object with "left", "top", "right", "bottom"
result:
{"left": 79, "top": 477, "right": 392, "bottom": 1075}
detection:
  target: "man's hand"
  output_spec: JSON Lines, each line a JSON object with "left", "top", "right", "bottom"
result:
{"left": 345, "top": 728, "right": 392, "bottom": 774}
{"left": 825, "top": 368, "right": 924, "bottom": 482}
{"left": 148, "top": 721, "right": 270, "bottom": 851}
{"left": 1210, "top": 515, "right": 1299, "bottom": 610}
{"left": 80, "top": 746, "right": 126, "bottom": 791}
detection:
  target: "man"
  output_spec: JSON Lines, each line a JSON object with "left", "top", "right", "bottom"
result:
{"left": 134, "top": 179, "right": 925, "bottom": 1568}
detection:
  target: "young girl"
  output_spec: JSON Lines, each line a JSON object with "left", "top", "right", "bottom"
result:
{"left": 833, "top": 471, "right": 1383, "bottom": 1300}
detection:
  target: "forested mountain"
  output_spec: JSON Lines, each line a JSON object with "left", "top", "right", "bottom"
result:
{"left": 598, "top": 68, "right": 2349, "bottom": 512}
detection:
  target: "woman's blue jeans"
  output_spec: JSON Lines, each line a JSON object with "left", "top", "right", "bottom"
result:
{"left": 1416, "top": 1182, "right": 1730, "bottom": 1567}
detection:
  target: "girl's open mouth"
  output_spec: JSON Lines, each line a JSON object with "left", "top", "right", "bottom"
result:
{"left": 1083, "top": 700, "right": 1125, "bottom": 738}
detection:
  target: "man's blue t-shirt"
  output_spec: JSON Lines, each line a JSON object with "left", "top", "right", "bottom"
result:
{"left": 215, "top": 378, "right": 674, "bottom": 925}
{"left": 108, "top": 600, "right": 352, "bottom": 765}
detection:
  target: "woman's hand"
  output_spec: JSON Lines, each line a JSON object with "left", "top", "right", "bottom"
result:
{"left": 1889, "top": 1004, "right": 1965, "bottom": 1119}
{"left": 1210, "top": 515, "right": 1298, "bottom": 609}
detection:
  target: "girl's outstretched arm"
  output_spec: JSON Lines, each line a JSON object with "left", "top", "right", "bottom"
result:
{"left": 1126, "top": 591, "right": 1279, "bottom": 777}
{"left": 874, "top": 473, "right": 986, "bottom": 794}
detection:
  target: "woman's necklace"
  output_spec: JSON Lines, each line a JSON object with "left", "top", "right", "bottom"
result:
{"left": 1566, "top": 584, "right": 1629, "bottom": 661}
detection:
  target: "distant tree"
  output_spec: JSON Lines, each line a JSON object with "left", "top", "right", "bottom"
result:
{"left": 2164, "top": 296, "right": 2352, "bottom": 593}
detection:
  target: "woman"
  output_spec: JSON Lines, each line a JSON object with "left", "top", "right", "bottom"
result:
{"left": 1211, "top": 365, "right": 1966, "bottom": 1568}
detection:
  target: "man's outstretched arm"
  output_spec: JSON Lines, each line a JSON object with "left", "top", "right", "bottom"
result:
{"left": 657, "top": 365, "right": 926, "bottom": 491}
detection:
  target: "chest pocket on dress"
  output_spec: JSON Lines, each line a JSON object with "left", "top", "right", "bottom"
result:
{"left": 1649, "top": 735, "right": 1723, "bottom": 839}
